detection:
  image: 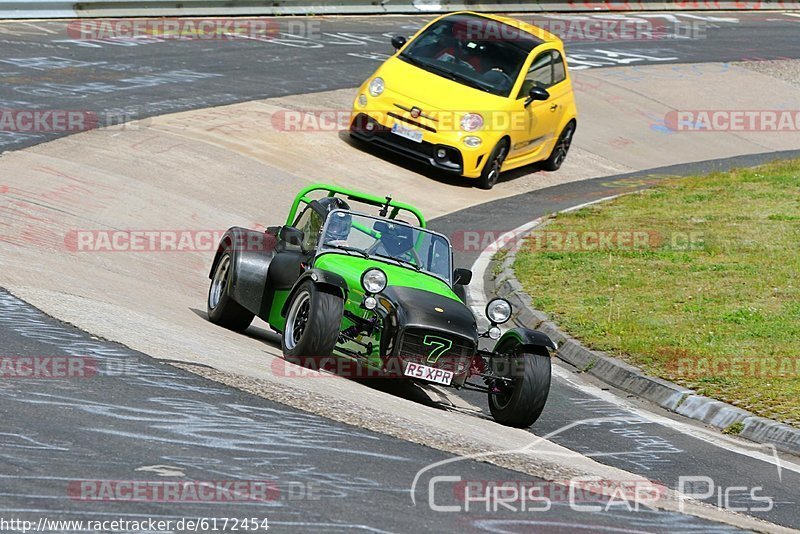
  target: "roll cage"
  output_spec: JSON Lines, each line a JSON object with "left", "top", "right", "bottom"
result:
{"left": 286, "top": 183, "right": 427, "bottom": 228}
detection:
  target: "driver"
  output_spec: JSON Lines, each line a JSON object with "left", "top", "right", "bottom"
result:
{"left": 434, "top": 28, "right": 483, "bottom": 71}
{"left": 374, "top": 222, "right": 421, "bottom": 266}
{"left": 317, "top": 197, "right": 352, "bottom": 246}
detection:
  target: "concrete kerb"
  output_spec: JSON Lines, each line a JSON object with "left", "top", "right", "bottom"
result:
{"left": 486, "top": 197, "right": 800, "bottom": 457}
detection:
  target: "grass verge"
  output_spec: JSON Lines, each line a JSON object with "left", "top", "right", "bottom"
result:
{"left": 513, "top": 160, "right": 800, "bottom": 426}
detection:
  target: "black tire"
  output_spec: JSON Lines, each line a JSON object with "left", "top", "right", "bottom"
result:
{"left": 207, "top": 251, "right": 255, "bottom": 332}
{"left": 282, "top": 280, "right": 343, "bottom": 361}
{"left": 542, "top": 121, "right": 575, "bottom": 172}
{"left": 488, "top": 349, "right": 551, "bottom": 428}
{"left": 477, "top": 139, "right": 509, "bottom": 190}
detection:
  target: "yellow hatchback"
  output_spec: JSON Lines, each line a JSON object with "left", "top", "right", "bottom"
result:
{"left": 350, "top": 11, "right": 578, "bottom": 189}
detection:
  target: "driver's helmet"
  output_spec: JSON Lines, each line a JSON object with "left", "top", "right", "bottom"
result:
{"left": 380, "top": 222, "right": 414, "bottom": 257}
{"left": 318, "top": 197, "right": 352, "bottom": 242}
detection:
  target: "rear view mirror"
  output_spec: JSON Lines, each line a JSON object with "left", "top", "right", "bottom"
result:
{"left": 525, "top": 86, "right": 550, "bottom": 107}
{"left": 280, "top": 226, "right": 304, "bottom": 246}
{"left": 453, "top": 268, "right": 473, "bottom": 286}
{"left": 391, "top": 35, "right": 407, "bottom": 50}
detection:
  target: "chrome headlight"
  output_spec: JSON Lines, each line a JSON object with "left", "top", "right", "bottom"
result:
{"left": 486, "top": 298, "right": 512, "bottom": 325}
{"left": 368, "top": 77, "right": 385, "bottom": 97}
{"left": 461, "top": 113, "right": 484, "bottom": 132}
{"left": 361, "top": 268, "right": 387, "bottom": 294}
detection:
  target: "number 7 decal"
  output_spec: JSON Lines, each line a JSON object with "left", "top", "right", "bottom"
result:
{"left": 423, "top": 335, "right": 452, "bottom": 364}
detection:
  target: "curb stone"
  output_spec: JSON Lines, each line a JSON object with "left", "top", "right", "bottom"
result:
{"left": 493, "top": 217, "right": 800, "bottom": 457}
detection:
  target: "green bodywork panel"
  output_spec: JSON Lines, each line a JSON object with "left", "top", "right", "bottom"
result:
{"left": 269, "top": 289, "right": 291, "bottom": 332}
{"left": 314, "top": 252, "right": 460, "bottom": 370}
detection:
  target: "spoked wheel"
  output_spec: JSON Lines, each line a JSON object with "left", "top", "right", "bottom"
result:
{"left": 284, "top": 289, "right": 311, "bottom": 352}
{"left": 477, "top": 140, "right": 509, "bottom": 190}
{"left": 207, "top": 252, "right": 254, "bottom": 332}
{"left": 282, "top": 280, "right": 343, "bottom": 362}
{"left": 542, "top": 121, "right": 575, "bottom": 172}
{"left": 488, "top": 346, "right": 551, "bottom": 428}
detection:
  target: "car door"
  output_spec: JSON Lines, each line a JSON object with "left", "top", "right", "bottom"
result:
{"left": 509, "top": 48, "right": 569, "bottom": 161}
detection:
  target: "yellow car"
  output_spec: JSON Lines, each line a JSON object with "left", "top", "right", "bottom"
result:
{"left": 350, "top": 11, "right": 578, "bottom": 189}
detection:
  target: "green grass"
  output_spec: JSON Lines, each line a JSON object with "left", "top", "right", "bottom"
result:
{"left": 514, "top": 160, "right": 800, "bottom": 426}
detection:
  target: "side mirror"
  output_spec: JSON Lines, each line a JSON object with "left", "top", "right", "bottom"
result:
{"left": 525, "top": 86, "right": 550, "bottom": 107}
{"left": 280, "top": 226, "right": 304, "bottom": 247}
{"left": 391, "top": 35, "right": 407, "bottom": 50}
{"left": 453, "top": 268, "right": 473, "bottom": 286}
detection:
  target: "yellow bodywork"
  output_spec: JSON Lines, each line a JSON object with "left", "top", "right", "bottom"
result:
{"left": 351, "top": 12, "right": 578, "bottom": 180}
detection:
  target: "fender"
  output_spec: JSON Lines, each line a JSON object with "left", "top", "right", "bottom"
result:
{"left": 280, "top": 268, "right": 349, "bottom": 317}
{"left": 209, "top": 226, "right": 278, "bottom": 317}
{"left": 493, "top": 327, "right": 556, "bottom": 356}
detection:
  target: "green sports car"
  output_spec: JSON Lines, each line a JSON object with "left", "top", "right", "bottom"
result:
{"left": 207, "top": 184, "right": 554, "bottom": 427}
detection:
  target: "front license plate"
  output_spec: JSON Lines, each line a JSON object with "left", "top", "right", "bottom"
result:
{"left": 391, "top": 122, "right": 424, "bottom": 143}
{"left": 404, "top": 362, "right": 453, "bottom": 386}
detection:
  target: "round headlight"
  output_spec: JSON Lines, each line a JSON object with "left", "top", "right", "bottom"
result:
{"left": 486, "top": 298, "right": 512, "bottom": 325}
{"left": 461, "top": 113, "right": 484, "bottom": 132}
{"left": 361, "top": 268, "right": 387, "bottom": 294}
{"left": 369, "top": 77, "right": 385, "bottom": 97}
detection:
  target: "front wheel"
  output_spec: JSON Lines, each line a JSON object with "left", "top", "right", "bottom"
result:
{"left": 207, "top": 252, "right": 255, "bottom": 332}
{"left": 488, "top": 349, "right": 551, "bottom": 428}
{"left": 477, "top": 140, "right": 509, "bottom": 190}
{"left": 282, "top": 281, "right": 343, "bottom": 361}
{"left": 542, "top": 122, "right": 575, "bottom": 172}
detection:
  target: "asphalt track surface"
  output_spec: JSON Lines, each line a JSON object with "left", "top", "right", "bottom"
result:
{"left": 1, "top": 11, "right": 799, "bottom": 532}
{"left": 0, "top": 288, "right": 748, "bottom": 533}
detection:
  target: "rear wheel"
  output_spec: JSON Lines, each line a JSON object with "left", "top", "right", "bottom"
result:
{"left": 542, "top": 121, "right": 575, "bottom": 172}
{"left": 282, "top": 281, "right": 343, "bottom": 361}
{"left": 477, "top": 139, "right": 509, "bottom": 190}
{"left": 488, "top": 347, "right": 551, "bottom": 428}
{"left": 207, "top": 252, "right": 255, "bottom": 332}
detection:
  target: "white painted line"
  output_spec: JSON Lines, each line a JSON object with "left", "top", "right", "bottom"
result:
{"left": 553, "top": 364, "right": 800, "bottom": 477}
{"left": 466, "top": 194, "right": 620, "bottom": 328}
{"left": 466, "top": 192, "right": 800, "bottom": 471}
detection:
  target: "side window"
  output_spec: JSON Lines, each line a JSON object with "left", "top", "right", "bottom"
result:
{"left": 292, "top": 207, "right": 323, "bottom": 252}
{"left": 552, "top": 51, "right": 566, "bottom": 85}
{"left": 518, "top": 50, "right": 566, "bottom": 99}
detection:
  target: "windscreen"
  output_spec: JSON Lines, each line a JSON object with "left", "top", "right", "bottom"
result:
{"left": 320, "top": 211, "right": 452, "bottom": 284}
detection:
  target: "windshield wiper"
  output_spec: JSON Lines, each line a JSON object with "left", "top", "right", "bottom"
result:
{"left": 401, "top": 54, "right": 458, "bottom": 81}
{"left": 401, "top": 54, "right": 492, "bottom": 93}
{"left": 375, "top": 253, "right": 422, "bottom": 271}
{"left": 326, "top": 244, "right": 369, "bottom": 258}
{"left": 448, "top": 71, "right": 492, "bottom": 93}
